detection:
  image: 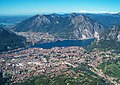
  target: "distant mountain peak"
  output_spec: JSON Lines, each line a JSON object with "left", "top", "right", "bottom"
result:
{"left": 33, "top": 14, "right": 46, "bottom": 19}
{"left": 68, "top": 13, "right": 79, "bottom": 17}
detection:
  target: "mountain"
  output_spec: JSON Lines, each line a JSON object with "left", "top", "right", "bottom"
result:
{"left": 99, "top": 25, "right": 120, "bottom": 50}
{"left": 101, "top": 25, "right": 120, "bottom": 41}
{"left": 84, "top": 13, "right": 120, "bottom": 28}
{"left": 86, "top": 25, "right": 120, "bottom": 51}
{"left": 0, "top": 27, "right": 26, "bottom": 52}
{"left": 13, "top": 13, "right": 105, "bottom": 39}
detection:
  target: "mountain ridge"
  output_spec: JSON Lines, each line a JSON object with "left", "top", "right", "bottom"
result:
{"left": 13, "top": 13, "right": 105, "bottom": 39}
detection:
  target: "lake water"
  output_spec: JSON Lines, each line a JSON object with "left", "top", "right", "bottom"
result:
{"left": 32, "top": 38, "right": 95, "bottom": 49}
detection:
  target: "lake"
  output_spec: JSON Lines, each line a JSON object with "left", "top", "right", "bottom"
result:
{"left": 32, "top": 38, "right": 95, "bottom": 49}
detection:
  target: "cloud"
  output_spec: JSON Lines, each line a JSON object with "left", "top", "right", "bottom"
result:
{"left": 80, "top": 10, "right": 87, "bottom": 13}
{"left": 79, "top": 10, "right": 118, "bottom": 14}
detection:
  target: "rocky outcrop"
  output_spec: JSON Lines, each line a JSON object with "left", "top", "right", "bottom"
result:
{"left": 101, "top": 25, "right": 120, "bottom": 41}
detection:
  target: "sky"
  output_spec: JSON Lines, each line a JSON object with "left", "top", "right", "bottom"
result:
{"left": 0, "top": 0, "right": 120, "bottom": 15}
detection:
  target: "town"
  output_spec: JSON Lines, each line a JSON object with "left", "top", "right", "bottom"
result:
{"left": 0, "top": 46, "right": 120, "bottom": 84}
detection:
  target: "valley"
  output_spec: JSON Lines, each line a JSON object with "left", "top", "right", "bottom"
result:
{"left": 0, "top": 13, "right": 120, "bottom": 85}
